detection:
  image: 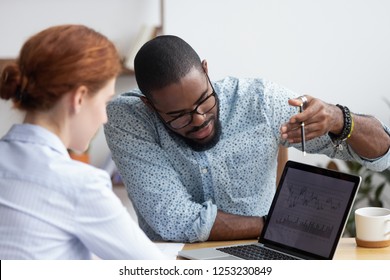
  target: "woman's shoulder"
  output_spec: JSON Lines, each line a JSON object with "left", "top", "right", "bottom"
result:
{"left": 59, "top": 158, "right": 111, "bottom": 186}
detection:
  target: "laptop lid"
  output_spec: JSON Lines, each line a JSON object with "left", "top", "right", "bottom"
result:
{"left": 259, "top": 160, "right": 361, "bottom": 259}
{"left": 177, "top": 160, "right": 361, "bottom": 260}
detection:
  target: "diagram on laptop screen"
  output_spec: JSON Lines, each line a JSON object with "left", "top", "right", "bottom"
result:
{"left": 264, "top": 168, "right": 355, "bottom": 257}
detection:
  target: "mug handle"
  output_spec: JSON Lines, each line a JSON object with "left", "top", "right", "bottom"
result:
{"left": 387, "top": 219, "right": 390, "bottom": 235}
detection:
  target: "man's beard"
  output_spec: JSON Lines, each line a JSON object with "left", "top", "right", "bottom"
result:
{"left": 161, "top": 98, "right": 222, "bottom": 152}
{"left": 164, "top": 113, "right": 222, "bottom": 152}
{"left": 182, "top": 116, "right": 222, "bottom": 152}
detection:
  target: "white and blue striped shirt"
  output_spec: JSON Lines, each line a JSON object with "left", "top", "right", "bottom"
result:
{"left": 0, "top": 124, "right": 167, "bottom": 260}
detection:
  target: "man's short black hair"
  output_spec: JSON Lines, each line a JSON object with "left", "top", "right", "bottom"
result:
{"left": 134, "top": 35, "right": 203, "bottom": 99}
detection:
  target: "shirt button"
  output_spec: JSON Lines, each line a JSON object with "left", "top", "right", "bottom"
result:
{"left": 202, "top": 168, "right": 208, "bottom": 174}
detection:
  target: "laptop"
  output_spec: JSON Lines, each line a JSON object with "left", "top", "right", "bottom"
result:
{"left": 178, "top": 160, "right": 361, "bottom": 260}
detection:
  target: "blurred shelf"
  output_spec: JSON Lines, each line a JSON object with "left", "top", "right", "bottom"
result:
{"left": 0, "top": 58, "right": 135, "bottom": 78}
{"left": 121, "top": 66, "right": 134, "bottom": 76}
{"left": 0, "top": 58, "right": 16, "bottom": 70}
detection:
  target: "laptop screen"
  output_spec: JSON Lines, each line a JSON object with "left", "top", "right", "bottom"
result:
{"left": 260, "top": 161, "right": 361, "bottom": 259}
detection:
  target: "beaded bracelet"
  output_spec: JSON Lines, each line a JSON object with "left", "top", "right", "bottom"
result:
{"left": 328, "top": 104, "right": 354, "bottom": 147}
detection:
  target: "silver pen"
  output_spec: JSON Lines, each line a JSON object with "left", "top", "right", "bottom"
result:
{"left": 299, "top": 104, "right": 306, "bottom": 156}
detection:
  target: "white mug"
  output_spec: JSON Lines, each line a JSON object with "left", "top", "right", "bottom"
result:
{"left": 355, "top": 207, "right": 390, "bottom": 248}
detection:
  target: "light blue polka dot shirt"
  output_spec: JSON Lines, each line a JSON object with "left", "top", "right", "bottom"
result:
{"left": 105, "top": 77, "right": 390, "bottom": 243}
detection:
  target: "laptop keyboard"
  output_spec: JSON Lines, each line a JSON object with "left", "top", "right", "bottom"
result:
{"left": 217, "top": 244, "right": 298, "bottom": 260}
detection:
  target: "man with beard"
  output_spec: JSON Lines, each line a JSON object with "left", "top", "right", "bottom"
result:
{"left": 104, "top": 35, "right": 390, "bottom": 243}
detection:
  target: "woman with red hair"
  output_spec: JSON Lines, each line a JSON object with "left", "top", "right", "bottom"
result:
{"left": 0, "top": 25, "right": 167, "bottom": 260}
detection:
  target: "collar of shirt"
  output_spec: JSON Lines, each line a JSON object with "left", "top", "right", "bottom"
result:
{"left": 2, "top": 123, "right": 69, "bottom": 158}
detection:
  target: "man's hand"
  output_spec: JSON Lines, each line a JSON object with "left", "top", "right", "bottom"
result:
{"left": 280, "top": 95, "right": 390, "bottom": 159}
{"left": 280, "top": 95, "right": 343, "bottom": 143}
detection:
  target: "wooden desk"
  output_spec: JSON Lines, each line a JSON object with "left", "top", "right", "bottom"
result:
{"left": 181, "top": 238, "right": 390, "bottom": 260}
{"left": 333, "top": 238, "right": 390, "bottom": 260}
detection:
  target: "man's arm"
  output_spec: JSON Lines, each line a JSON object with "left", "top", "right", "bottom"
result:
{"left": 207, "top": 145, "right": 288, "bottom": 241}
{"left": 208, "top": 210, "right": 265, "bottom": 241}
{"left": 104, "top": 97, "right": 219, "bottom": 243}
{"left": 281, "top": 96, "right": 390, "bottom": 159}
{"left": 343, "top": 113, "right": 390, "bottom": 158}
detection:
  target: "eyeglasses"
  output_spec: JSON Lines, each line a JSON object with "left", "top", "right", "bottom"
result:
{"left": 151, "top": 73, "right": 218, "bottom": 130}
{"left": 166, "top": 90, "right": 217, "bottom": 129}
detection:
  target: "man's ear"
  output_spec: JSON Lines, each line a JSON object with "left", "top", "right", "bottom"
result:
{"left": 71, "top": 85, "right": 88, "bottom": 114}
{"left": 202, "top": 59, "right": 208, "bottom": 74}
{"left": 140, "top": 96, "right": 154, "bottom": 111}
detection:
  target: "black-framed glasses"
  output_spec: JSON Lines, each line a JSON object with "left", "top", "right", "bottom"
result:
{"left": 151, "top": 73, "right": 218, "bottom": 130}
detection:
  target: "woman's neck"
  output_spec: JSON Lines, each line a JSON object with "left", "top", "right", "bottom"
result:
{"left": 23, "top": 109, "right": 69, "bottom": 147}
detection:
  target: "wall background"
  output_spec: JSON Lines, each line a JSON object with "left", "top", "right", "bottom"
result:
{"left": 1, "top": 0, "right": 389, "bottom": 173}
{"left": 0, "top": 0, "right": 160, "bottom": 166}
{"left": 164, "top": 0, "right": 390, "bottom": 168}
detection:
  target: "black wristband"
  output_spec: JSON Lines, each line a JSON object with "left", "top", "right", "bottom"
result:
{"left": 328, "top": 104, "right": 353, "bottom": 143}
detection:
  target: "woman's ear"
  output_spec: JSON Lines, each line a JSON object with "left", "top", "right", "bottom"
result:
{"left": 71, "top": 85, "right": 88, "bottom": 114}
